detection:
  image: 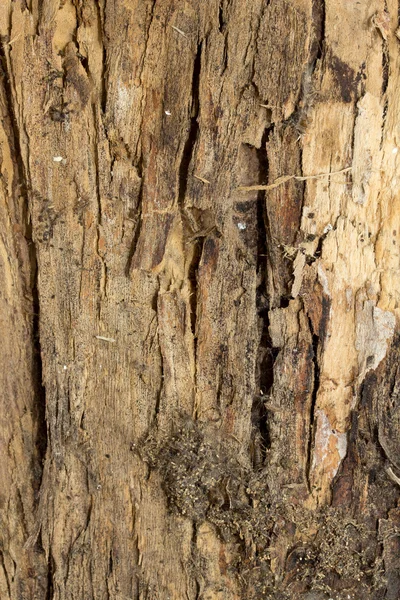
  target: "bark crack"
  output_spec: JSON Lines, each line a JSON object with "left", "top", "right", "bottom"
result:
{"left": 178, "top": 42, "right": 201, "bottom": 209}
{"left": 381, "top": 2, "right": 390, "bottom": 96}
{"left": 92, "top": 106, "right": 108, "bottom": 302}
{"left": 45, "top": 553, "right": 55, "bottom": 600}
{"left": 177, "top": 42, "right": 202, "bottom": 409}
{"left": 251, "top": 127, "right": 275, "bottom": 468}
{"left": 0, "top": 35, "right": 47, "bottom": 485}
{"left": 306, "top": 321, "right": 321, "bottom": 491}
{"left": 125, "top": 173, "right": 144, "bottom": 276}
{"left": 0, "top": 551, "right": 12, "bottom": 599}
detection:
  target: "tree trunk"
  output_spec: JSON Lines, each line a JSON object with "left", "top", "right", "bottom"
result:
{"left": 1, "top": 0, "right": 400, "bottom": 598}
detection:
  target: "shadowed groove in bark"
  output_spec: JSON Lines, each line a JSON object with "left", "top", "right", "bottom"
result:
{"left": 380, "top": 96, "right": 389, "bottom": 150}
{"left": 218, "top": 2, "right": 224, "bottom": 33}
{"left": 45, "top": 553, "right": 54, "bottom": 600}
{"left": 125, "top": 175, "right": 144, "bottom": 276}
{"left": 179, "top": 42, "right": 202, "bottom": 343}
{"left": 306, "top": 324, "right": 321, "bottom": 491}
{"left": 154, "top": 284, "right": 164, "bottom": 423}
{"left": 92, "top": 0, "right": 107, "bottom": 114}
{"left": 252, "top": 127, "right": 275, "bottom": 466}
{"left": 0, "top": 551, "right": 11, "bottom": 598}
{"left": 187, "top": 235, "right": 205, "bottom": 341}
{"left": 382, "top": 37, "right": 389, "bottom": 96}
{"left": 312, "top": 0, "right": 325, "bottom": 64}
{"left": 178, "top": 42, "right": 201, "bottom": 207}
{"left": 0, "top": 41, "right": 47, "bottom": 482}
{"left": 191, "top": 523, "right": 201, "bottom": 600}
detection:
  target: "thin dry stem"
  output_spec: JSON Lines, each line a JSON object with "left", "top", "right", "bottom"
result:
{"left": 237, "top": 167, "right": 352, "bottom": 192}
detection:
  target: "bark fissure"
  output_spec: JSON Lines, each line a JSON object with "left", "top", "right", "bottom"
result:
{"left": 125, "top": 177, "right": 144, "bottom": 276}
{"left": 252, "top": 128, "right": 274, "bottom": 467}
{"left": 45, "top": 554, "right": 54, "bottom": 600}
{"left": 93, "top": 1, "right": 107, "bottom": 114}
{"left": 191, "top": 523, "right": 201, "bottom": 600}
{"left": 188, "top": 237, "right": 204, "bottom": 342}
{"left": 380, "top": 96, "right": 389, "bottom": 149}
{"left": 312, "top": 0, "right": 325, "bottom": 64}
{"left": 179, "top": 42, "right": 201, "bottom": 363}
{"left": 0, "top": 551, "right": 12, "bottom": 599}
{"left": 154, "top": 287, "right": 164, "bottom": 423}
{"left": 218, "top": 3, "right": 224, "bottom": 33}
{"left": 178, "top": 42, "right": 201, "bottom": 209}
{"left": 0, "top": 40, "right": 47, "bottom": 474}
{"left": 306, "top": 328, "right": 321, "bottom": 492}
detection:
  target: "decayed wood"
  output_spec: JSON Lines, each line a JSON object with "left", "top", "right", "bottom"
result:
{"left": 1, "top": 0, "right": 400, "bottom": 598}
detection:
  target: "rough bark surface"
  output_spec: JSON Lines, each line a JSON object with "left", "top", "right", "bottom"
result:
{"left": 1, "top": 0, "right": 400, "bottom": 599}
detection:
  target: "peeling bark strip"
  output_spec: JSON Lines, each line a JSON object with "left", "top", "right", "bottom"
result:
{"left": 1, "top": 0, "right": 400, "bottom": 598}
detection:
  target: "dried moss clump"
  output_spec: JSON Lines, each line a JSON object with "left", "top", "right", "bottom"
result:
{"left": 140, "top": 420, "right": 387, "bottom": 599}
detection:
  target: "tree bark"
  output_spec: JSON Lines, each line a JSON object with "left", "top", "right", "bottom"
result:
{"left": 1, "top": 0, "right": 400, "bottom": 598}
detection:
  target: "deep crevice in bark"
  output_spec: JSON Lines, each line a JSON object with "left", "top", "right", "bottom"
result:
{"left": 191, "top": 523, "right": 201, "bottom": 600}
{"left": 154, "top": 290, "right": 163, "bottom": 423}
{"left": 30, "top": 238, "right": 47, "bottom": 489}
{"left": 382, "top": 41, "right": 389, "bottom": 96}
{"left": 251, "top": 128, "right": 275, "bottom": 467}
{"left": 92, "top": 0, "right": 108, "bottom": 114}
{"left": 218, "top": 3, "right": 224, "bottom": 33}
{"left": 45, "top": 554, "right": 54, "bottom": 600}
{"left": 0, "top": 551, "right": 11, "bottom": 598}
{"left": 178, "top": 43, "right": 201, "bottom": 207}
{"left": 108, "top": 549, "right": 113, "bottom": 575}
{"left": 125, "top": 177, "right": 143, "bottom": 276}
{"left": 178, "top": 42, "right": 202, "bottom": 354}
{"left": 187, "top": 238, "right": 204, "bottom": 340}
{"left": 306, "top": 326, "right": 321, "bottom": 490}
{"left": 312, "top": 0, "right": 325, "bottom": 64}
{"left": 0, "top": 44, "right": 47, "bottom": 488}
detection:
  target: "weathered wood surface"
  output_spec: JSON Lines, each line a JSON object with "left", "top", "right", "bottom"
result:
{"left": 1, "top": 0, "right": 400, "bottom": 598}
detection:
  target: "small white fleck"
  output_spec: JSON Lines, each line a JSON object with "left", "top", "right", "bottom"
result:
{"left": 96, "top": 484, "right": 102, "bottom": 490}
{"left": 323, "top": 223, "right": 333, "bottom": 234}
{"left": 393, "top": 147, "right": 398, "bottom": 154}
{"left": 53, "top": 156, "right": 64, "bottom": 162}
{"left": 237, "top": 222, "right": 246, "bottom": 230}
{"left": 63, "top": 365, "right": 67, "bottom": 370}
{"left": 165, "top": 110, "right": 172, "bottom": 116}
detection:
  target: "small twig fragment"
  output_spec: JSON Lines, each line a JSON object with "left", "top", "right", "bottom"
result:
{"left": 386, "top": 465, "right": 400, "bottom": 486}
{"left": 194, "top": 174, "right": 211, "bottom": 184}
{"left": 7, "top": 33, "right": 22, "bottom": 46}
{"left": 237, "top": 167, "right": 352, "bottom": 192}
{"left": 171, "top": 25, "right": 187, "bottom": 38}
{"left": 259, "top": 103, "right": 280, "bottom": 109}
{"left": 95, "top": 335, "right": 116, "bottom": 343}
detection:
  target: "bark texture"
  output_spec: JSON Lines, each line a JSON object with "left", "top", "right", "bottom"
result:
{"left": 1, "top": 0, "right": 400, "bottom": 598}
